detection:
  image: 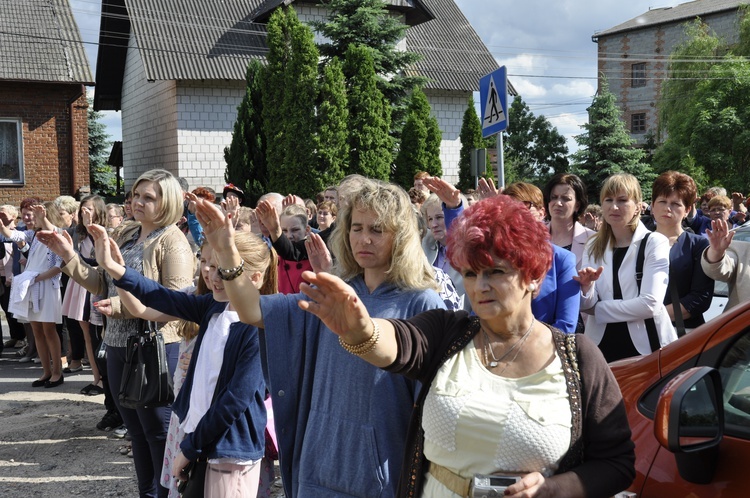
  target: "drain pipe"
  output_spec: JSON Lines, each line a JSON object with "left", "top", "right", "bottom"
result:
{"left": 67, "top": 84, "right": 86, "bottom": 197}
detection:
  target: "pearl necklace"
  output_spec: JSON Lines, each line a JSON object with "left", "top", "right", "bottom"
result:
{"left": 482, "top": 318, "right": 535, "bottom": 370}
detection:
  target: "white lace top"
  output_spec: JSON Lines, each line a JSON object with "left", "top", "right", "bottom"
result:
{"left": 422, "top": 340, "right": 572, "bottom": 497}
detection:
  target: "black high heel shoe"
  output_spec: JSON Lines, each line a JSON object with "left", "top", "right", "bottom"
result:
{"left": 32, "top": 376, "right": 51, "bottom": 388}
{"left": 44, "top": 375, "right": 64, "bottom": 388}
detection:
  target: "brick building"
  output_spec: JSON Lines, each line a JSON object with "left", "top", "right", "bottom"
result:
{"left": 593, "top": 0, "right": 749, "bottom": 145}
{"left": 94, "top": 0, "right": 509, "bottom": 191}
{"left": 0, "top": 0, "right": 94, "bottom": 205}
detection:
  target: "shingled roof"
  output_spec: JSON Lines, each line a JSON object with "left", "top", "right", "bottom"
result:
{"left": 95, "top": 0, "right": 506, "bottom": 109}
{"left": 593, "top": 0, "right": 750, "bottom": 39}
{"left": 0, "top": 0, "right": 93, "bottom": 84}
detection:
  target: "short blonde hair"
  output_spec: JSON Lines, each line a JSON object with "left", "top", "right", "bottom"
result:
{"left": 54, "top": 195, "right": 79, "bottom": 215}
{"left": 330, "top": 178, "right": 437, "bottom": 291}
{"left": 0, "top": 204, "right": 18, "bottom": 219}
{"left": 131, "top": 169, "right": 184, "bottom": 227}
{"left": 281, "top": 204, "right": 308, "bottom": 227}
{"left": 235, "top": 231, "right": 278, "bottom": 296}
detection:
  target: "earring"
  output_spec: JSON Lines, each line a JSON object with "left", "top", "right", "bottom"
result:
{"left": 528, "top": 283, "right": 537, "bottom": 292}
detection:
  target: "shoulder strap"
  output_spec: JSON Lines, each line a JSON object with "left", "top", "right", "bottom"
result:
{"left": 635, "top": 232, "right": 651, "bottom": 292}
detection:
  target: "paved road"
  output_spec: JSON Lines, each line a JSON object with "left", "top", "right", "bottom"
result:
{"left": 0, "top": 344, "right": 138, "bottom": 497}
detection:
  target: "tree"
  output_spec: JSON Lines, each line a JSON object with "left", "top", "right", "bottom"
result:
{"left": 262, "top": 9, "right": 290, "bottom": 190}
{"left": 502, "top": 96, "right": 568, "bottom": 185}
{"left": 571, "top": 78, "right": 653, "bottom": 200}
{"left": 655, "top": 13, "right": 750, "bottom": 190}
{"left": 224, "top": 60, "right": 267, "bottom": 207}
{"left": 392, "top": 88, "right": 442, "bottom": 188}
{"left": 311, "top": 0, "right": 425, "bottom": 128}
{"left": 344, "top": 44, "right": 392, "bottom": 180}
{"left": 87, "top": 98, "right": 115, "bottom": 196}
{"left": 317, "top": 57, "right": 348, "bottom": 188}
{"left": 457, "top": 98, "right": 483, "bottom": 191}
{"left": 276, "top": 8, "right": 321, "bottom": 197}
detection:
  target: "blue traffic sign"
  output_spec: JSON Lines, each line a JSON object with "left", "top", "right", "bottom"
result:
{"left": 479, "top": 66, "right": 508, "bottom": 137}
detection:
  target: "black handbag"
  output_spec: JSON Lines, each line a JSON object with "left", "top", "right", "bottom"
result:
{"left": 178, "top": 459, "right": 207, "bottom": 498}
{"left": 118, "top": 320, "right": 174, "bottom": 409}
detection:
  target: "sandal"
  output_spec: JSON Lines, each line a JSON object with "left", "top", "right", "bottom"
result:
{"left": 80, "top": 383, "right": 105, "bottom": 396}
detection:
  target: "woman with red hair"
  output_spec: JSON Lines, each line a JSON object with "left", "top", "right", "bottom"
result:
{"left": 294, "top": 195, "right": 635, "bottom": 498}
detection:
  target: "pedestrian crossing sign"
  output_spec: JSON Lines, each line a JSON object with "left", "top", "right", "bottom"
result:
{"left": 479, "top": 66, "right": 508, "bottom": 137}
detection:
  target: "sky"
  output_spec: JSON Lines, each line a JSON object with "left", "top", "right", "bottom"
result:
{"left": 67, "top": 0, "right": 684, "bottom": 153}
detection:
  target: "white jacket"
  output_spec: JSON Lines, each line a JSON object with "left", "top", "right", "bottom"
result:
{"left": 580, "top": 222, "right": 677, "bottom": 355}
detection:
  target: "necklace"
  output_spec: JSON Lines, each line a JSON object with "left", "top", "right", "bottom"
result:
{"left": 482, "top": 318, "right": 535, "bottom": 369}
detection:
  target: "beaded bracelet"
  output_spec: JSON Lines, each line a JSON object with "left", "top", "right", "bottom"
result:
{"left": 339, "top": 319, "right": 380, "bottom": 356}
{"left": 217, "top": 261, "right": 245, "bottom": 281}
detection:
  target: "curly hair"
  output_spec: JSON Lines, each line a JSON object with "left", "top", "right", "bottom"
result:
{"left": 447, "top": 195, "right": 552, "bottom": 284}
{"left": 329, "top": 178, "right": 437, "bottom": 291}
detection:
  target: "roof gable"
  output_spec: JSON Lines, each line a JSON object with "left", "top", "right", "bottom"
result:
{"left": 594, "top": 0, "right": 750, "bottom": 39}
{"left": 250, "top": 0, "right": 435, "bottom": 26}
{"left": 0, "top": 0, "right": 93, "bottom": 84}
{"left": 94, "top": 0, "right": 504, "bottom": 109}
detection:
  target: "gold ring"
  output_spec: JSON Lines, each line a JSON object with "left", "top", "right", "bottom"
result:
{"left": 206, "top": 221, "right": 212, "bottom": 226}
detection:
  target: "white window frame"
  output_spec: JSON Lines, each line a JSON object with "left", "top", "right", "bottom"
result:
{"left": 0, "top": 118, "right": 24, "bottom": 185}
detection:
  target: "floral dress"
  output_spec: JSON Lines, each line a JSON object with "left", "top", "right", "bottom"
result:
{"left": 161, "top": 336, "right": 196, "bottom": 497}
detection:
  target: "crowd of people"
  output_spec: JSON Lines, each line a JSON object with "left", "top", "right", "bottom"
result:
{"left": 1, "top": 166, "right": 749, "bottom": 498}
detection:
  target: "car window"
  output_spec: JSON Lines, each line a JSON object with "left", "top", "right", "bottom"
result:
{"left": 719, "top": 332, "right": 750, "bottom": 436}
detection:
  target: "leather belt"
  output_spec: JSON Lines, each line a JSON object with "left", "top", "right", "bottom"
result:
{"left": 428, "top": 461, "right": 472, "bottom": 497}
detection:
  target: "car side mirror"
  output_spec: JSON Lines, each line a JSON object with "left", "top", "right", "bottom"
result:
{"left": 654, "top": 366, "right": 724, "bottom": 484}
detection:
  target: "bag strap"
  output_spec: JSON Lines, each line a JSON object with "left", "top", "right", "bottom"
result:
{"left": 669, "top": 274, "right": 687, "bottom": 337}
{"left": 634, "top": 233, "right": 662, "bottom": 352}
{"left": 635, "top": 232, "right": 650, "bottom": 291}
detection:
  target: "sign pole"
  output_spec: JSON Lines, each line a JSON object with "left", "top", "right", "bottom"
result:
{"left": 497, "top": 132, "right": 504, "bottom": 189}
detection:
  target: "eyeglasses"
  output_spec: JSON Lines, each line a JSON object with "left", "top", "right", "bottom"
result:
{"left": 520, "top": 200, "right": 537, "bottom": 210}
{"left": 709, "top": 208, "right": 727, "bottom": 214}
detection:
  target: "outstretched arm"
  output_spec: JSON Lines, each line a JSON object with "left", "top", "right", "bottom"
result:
{"left": 705, "top": 219, "right": 734, "bottom": 263}
{"left": 88, "top": 223, "right": 177, "bottom": 322}
{"left": 298, "top": 271, "right": 397, "bottom": 368}
{"left": 193, "top": 197, "right": 264, "bottom": 328}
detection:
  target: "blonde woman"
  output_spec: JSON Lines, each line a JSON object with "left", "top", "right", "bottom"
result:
{"left": 37, "top": 169, "right": 195, "bottom": 497}
{"left": 194, "top": 178, "right": 446, "bottom": 498}
{"left": 576, "top": 173, "right": 677, "bottom": 362}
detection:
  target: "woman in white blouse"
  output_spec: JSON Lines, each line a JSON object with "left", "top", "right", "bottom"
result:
{"left": 576, "top": 173, "right": 677, "bottom": 361}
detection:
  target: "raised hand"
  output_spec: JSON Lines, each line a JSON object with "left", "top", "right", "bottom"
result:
{"left": 193, "top": 197, "right": 235, "bottom": 254}
{"left": 255, "top": 200, "right": 281, "bottom": 240}
{"left": 88, "top": 223, "right": 120, "bottom": 275}
{"left": 220, "top": 194, "right": 240, "bottom": 221}
{"left": 477, "top": 177, "right": 501, "bottom": 199}
{"left": 282, "top": 194, "right": 298, "bottom": 210}
{"left": 298, "top": 271, "right": 371, "bottom": 339}
{"left": 423, "top": 177, "right": 462, "bottom": 209}
{"left": 573, "top": 266, "right": 604, "bottom": 294}
{"left": 582, "top": 211, "right": 601, "bottom": 231}
{"left": 81, "top": 206, "right": 94, "bottom": 226}
{"left": 36, "top": 229, "right": 77, "bottom": 262}
{"left": 305, "top": 233, "right": 332, "bottom": 273}
{"left": 705, "top": 218, "right": 734, "bottom": 263}
{"left": 93, "top": 298, "right": 114, "bottom": 317}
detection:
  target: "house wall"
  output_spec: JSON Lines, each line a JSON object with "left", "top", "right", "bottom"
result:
{"left": 597, "top": 9, "right": 742, "bottom": 145}
{"left": 121, "top": 33, "right": 179, "bottom": 188}
{"left": 175, "top": 81, "right": 246, "bottom": 193}
{"left": 0, "top": 82, "right": 88, "bottom": 205}
{"left": 425, "top": 89, "right": 471, "bottom": 182}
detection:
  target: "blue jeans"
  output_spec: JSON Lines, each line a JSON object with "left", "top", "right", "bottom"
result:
{"left": 107, "top": 342, "right": 179, "bottom": 498}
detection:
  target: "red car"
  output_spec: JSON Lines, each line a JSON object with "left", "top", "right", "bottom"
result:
{"left": 611, "top": 300, "right": 750, "bottom": 497}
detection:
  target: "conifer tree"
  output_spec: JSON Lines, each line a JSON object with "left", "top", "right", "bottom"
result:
{"left": 571, "top": 78, "right": 653, "bottom": 199}
{"left": 344, "top": 44, "right": 392, "bottom": 180}
{"left": 311, "top": 0, "right": 425, "bottom": 128}
{"left": 273, "top": 8, "right": 320, "bottom": 197}
{"left": 224, "top": 60, "right": 267, "bottom": 206}
{"left": 87, "top": 98, "right": 116, "bottom": 196}
{"left": 457, "top": 98, "right": 484, "bottom": 191}
{"left": 317, "top": 58, "right": 348, "bottom": 188}
{"left": 393, "top": 88, "right": 441, "bottom": 188}
{"left": 262, "top": 9, "right": 290, "bottom": 186}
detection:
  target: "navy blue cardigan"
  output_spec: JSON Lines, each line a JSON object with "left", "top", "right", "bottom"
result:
{"left": 115, "top": 267, "right": 266, "bottom": 462}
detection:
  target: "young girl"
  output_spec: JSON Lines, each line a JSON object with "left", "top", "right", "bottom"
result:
{"left": 90, "top": 223, "right": 275, "bottom": 497}
{"left": 62, "top": 196, "right": 107, "bottom": 392}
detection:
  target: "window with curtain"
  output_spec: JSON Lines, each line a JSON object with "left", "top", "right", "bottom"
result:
{"left": 0, "top": 119, "right": 24, "bottom": 184}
